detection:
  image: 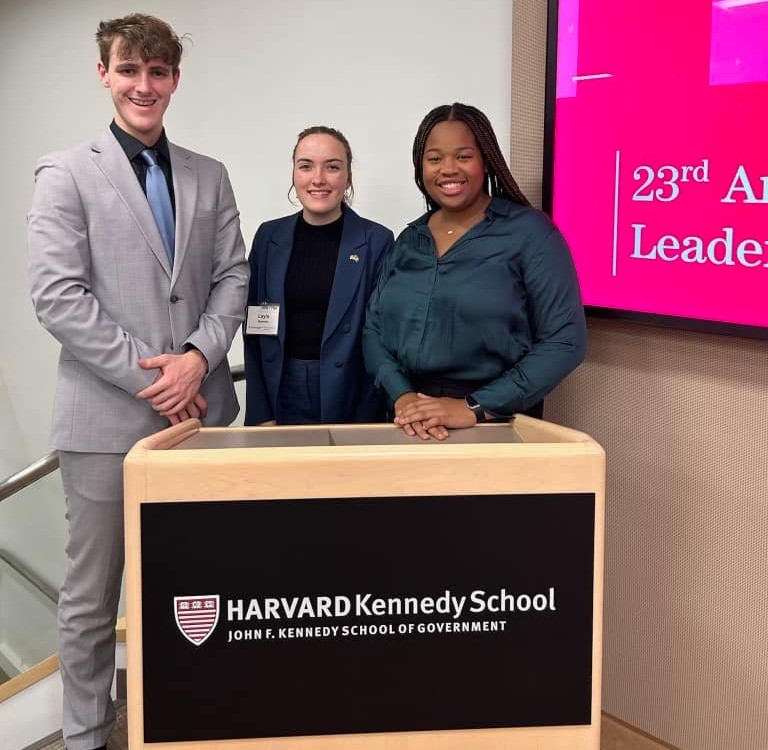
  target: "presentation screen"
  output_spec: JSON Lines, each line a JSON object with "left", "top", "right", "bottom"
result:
{"left": 544, "top": 0, "right": 768, "bottom": 338}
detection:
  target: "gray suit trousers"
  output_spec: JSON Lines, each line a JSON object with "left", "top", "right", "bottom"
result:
{"left": 58, "top": 452, "right": 125, "bottom": 750}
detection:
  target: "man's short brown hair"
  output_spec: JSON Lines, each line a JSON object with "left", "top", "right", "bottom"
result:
{"left": 96, "top": 13, "right": 183, "bottom": 72}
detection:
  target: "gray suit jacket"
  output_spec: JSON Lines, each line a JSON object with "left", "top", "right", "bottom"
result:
{"left": 28, "top": 128, "right": 249, "bottom": 453}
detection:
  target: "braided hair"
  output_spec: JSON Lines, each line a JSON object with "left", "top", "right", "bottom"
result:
{"left": 412, "top": 103, "right": 530, "bottom": 210}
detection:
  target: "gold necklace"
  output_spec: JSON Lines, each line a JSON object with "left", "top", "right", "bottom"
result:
{"left": 441, "top": 205, "right": 489, "bottom": 235}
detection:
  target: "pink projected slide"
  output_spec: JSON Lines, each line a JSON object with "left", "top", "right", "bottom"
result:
{"left": 551, "top": 0, "right": 768, "bottom": 330}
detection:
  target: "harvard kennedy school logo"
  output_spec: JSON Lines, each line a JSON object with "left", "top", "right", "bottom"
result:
{"left": 174, "top": 595, "right": 220, "bottom": 645}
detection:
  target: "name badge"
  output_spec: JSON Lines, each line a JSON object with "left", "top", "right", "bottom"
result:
{"left": 246, "top": 304, "right": 279, "bottom": 335}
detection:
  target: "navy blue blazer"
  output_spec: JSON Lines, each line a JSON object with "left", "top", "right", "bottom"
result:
{"left": 244, "top": 206, "right": 394, "bottom": 424}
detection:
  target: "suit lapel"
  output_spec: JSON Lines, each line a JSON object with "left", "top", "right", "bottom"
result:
{"left": 89, "top": 129, "right": 172, "bottom": 278}
{"left": 323, "top": 206, "right": 365, "bottom": 346}
{"left": 169, "top": 144, "right": 196, "bottom": 283}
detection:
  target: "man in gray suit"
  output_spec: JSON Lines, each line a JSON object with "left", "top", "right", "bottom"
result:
{"left": 27, "top": 14, "right": 249, "bottom": 750}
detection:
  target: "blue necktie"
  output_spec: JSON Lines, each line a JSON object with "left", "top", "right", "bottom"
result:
{"left": 139, "top": 148, "right": 175, "bottom": 267}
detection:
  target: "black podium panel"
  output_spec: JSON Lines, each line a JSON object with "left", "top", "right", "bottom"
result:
{"left": 140, "top": 493, "right": 595, "bottom": 742}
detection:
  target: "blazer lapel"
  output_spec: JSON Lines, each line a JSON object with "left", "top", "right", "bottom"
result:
{"left": 169, "top": 144, "right": 197, "bottom": 284}
{"left": 322, "top": 206, "right": 366, "bottom": 346}
{"left": 89, "top": 129, "right": 172, "bottom": 278}
{"left": 265, "top": 214, "right": 298, "bottom": 349}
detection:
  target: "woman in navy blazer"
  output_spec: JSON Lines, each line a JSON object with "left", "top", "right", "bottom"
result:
{"left": 244, "top": 126, "right": 394, "bottom": 425}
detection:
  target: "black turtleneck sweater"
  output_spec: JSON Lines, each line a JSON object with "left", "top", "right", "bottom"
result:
{"left": 284, "top": 213, "right": 344, "bottom": 359}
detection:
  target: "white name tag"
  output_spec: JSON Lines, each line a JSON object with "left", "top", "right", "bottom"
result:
{"left": 246, "top": 304, "right": 280, "bottom": 335}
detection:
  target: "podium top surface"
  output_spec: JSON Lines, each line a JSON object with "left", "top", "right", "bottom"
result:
{"left": 171, "top": 423, "right": 523, "bottom": 450}
{"left": 126, "top": 416, "right": 602, "bottom": 456}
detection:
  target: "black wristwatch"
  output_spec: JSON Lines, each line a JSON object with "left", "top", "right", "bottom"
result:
{"left": 465, "top": 395, "right": 487, "bottom": 423}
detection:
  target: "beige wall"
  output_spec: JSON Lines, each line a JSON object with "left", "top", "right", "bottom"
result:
{"left": 511, "top": 3, "right": 768, "bottom": 750}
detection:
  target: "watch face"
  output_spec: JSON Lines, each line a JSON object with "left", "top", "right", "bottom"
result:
{"left": 466, "top": 397, "right": 483, "bottom": 421}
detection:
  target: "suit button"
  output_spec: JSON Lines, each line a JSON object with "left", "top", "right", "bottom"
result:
{"left": 170, "top": 295, "right": 179, "bottom": 303}
{"left": 335, "top": 362, "right": 343, "bottom": 368}
{"left": 343, "top": 323, "right": 351, "bottom": 333}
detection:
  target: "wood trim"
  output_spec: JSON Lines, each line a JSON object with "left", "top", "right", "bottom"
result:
{"left": 117, "top": 615, "right": 126, "bottom": 643}
{"left": 0, "top": 654, "right": 58, "bottom": 702}
{"left": 601, "top": 713, "right": 684, "bottom": 750}
{"left": 132, "top": 417, "right": 201, "bottom": 451}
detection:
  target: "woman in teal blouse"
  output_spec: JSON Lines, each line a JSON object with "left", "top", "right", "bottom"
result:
{"left": 362, "top": 103, "right": 587, "bottom": 440}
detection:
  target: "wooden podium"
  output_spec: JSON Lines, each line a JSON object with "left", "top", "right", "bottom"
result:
{"left": 124, "top": 417, "right": 604, "bottom": 750}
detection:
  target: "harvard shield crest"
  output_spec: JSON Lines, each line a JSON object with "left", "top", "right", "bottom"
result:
{"left": 174, "top": 595, "right": 220, "bottom": 645}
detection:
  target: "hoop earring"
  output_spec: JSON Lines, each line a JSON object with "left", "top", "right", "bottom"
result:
{"left": 287, "top": 184, "right": 299, "bottom": 207}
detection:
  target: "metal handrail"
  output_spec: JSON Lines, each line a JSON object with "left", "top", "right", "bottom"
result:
{"left": 0, "top": 452, "right": 59, "bottom": 503}
{"left": 0, "top": 549, "right": 58, "bottom": 604}
{"left": 0, "top": 363, "right": 246, "bottom": 503}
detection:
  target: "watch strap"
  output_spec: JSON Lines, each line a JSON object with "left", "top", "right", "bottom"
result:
{"left": 465, "top": 395, "right": 487, "bottom": 423}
